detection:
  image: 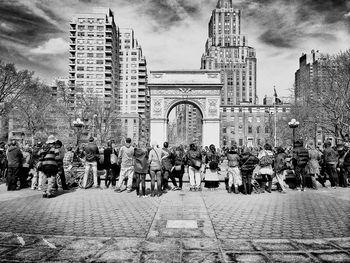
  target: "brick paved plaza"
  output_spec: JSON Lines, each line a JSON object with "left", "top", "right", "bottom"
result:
{"left": 0, "top": 183, "right": 349, "bottom": 262}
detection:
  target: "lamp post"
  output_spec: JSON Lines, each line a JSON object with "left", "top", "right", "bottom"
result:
{"left": 73, "top": 118, "right": 84, "bottom": 146}
{"left": 288, "top": 118, "right": 300, "bottom": 148}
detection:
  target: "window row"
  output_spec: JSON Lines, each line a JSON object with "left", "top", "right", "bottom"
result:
{"left": 77, "top": 46, "right": 104, "bottom": 51}
{"left": 78, "top": 18, "right": 105, "bottom": 24}
{"left": 77, "top": 32, "right": 105, "bottom": 38}
{"left": 77, "top": 52, "right": 105, "bottom": 58}
{"left": 77, "top": 39, "right": 104, "bottom": 44}
{"left": 77, "top": 59, "right": 105, "bottom": 64}
{"left": 76, "top": 81, "right": 104, "bottom": 86}
{"left": 76, "top": 74, "right": 105, "bottom": 79}
{"left": 77, "top": 25, "right": 105, "bottom": 31}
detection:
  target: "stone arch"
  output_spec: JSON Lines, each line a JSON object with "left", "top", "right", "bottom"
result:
{"left": 165, "top": 99, "right": 205, "bottom": 120}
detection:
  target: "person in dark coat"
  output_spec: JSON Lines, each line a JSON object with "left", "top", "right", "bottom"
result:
{"left": 6, "top": 140, "right": 23, "bottom": 191}
{"left": 292, "top": 140, "right": 310, "bottom": 191}
{"left": 240, "top": 148, "right": 259, "bottom": 195}
{"left": 170, "top": 145, "right": 186, "bottom": 190}
{"left": 133, "top": 140, "right": 149, "bottom": 197}
{"left": 55, "top": 140, "right": 68, "bottom": 190}
{"left": 161, "top": 142, "right": 173, "bottom": 192}
{"left": 83, "top": 137, "right": 100, "bottom": 188}
{"left": 323, "top": 141, "right": 339, "bottom": 188}
{"left": 103, "top": 141, "right": 113, "bottom": 188}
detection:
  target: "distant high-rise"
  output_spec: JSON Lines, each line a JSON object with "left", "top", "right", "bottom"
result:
{"left": 118, "top": 28, "right": 149, "bottom": 142}
{"left": 201, "top": 0, "right": 257, "bottom": 105}
{"left": 69, "top": 8, "right": 119, "bottom": 107}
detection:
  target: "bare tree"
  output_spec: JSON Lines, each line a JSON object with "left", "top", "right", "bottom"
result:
{"left": 13, "top": 80, "right": 54, "bottom": 144}
{"left": 0, "top": 61, "right": 33, "bottom": 116}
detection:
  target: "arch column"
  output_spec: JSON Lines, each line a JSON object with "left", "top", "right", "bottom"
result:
{"left": 150, "top": 118, "right": 167, "bottom": 146}
{"left": 202, "top": 118, "right": 220, "bottom": 148}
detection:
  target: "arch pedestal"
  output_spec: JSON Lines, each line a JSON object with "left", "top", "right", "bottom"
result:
{"left": 148, "top": 70, "right": 222, "bottom": 147}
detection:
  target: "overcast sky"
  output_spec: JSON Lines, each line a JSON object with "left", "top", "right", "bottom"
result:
{"left": 0, "top": 0, "right": 349, "bottom": 101}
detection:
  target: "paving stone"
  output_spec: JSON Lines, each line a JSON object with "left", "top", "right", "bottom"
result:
{"left": 292, "top": 239, "right": 338, "bottom": 250}
{"left": 268, "top": 252, "right": 315, "bottom": 263}
{"left": 223, "top": 252, "right": 269, "bottom": 263}
{"left": 94, "top": 249, "right": 141, "bottom": 263}
{"left": 182, "top": 238, "right": 220, "bottom": 251}
{"left": 3, "top": 246, "right": 58, "bottom": 262}
{"left": 140, "top": 251, "right": 181, "bottom": 263}
{"left": 182, "top": 252, "right": 224, "bottom": 263}
{"left": 312, "top": 251, "right": 350, "bottom": 263}
{"left": 253, "top": 239, "right": 298, "bottom": 251}
{"left": 142, "top": 238, "right": 181, "bottom": 252}
{"left": 327, "top": 237, "right": 350, "bottom": 249}
{"left": 219, "top": 239, "right": 256, "bottom": 251}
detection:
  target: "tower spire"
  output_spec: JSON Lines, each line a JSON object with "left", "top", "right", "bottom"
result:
{"left": 216, "top": 0, "right": 232, "bottom": 9}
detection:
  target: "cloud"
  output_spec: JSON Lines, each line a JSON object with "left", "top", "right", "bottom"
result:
{"left": 345, "top": 12, "right": 350, "bottom": 18}
{"left": 30, "top": 38, "right": 68, "bottom": 54}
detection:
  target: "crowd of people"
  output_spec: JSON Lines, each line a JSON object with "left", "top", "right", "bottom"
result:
{"left": 0, "top": 134, "right": 349, "bottom": 199}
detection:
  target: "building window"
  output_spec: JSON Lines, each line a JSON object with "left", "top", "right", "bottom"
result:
{"left": 248, "top": 126, "right": 252, "bottom": 133}
{"left": 239, "top": 139, "right": 243, "bottom": 146}
{"left": 223, "top": 128, "right": 227, "bottom": 134}
{"left": 265, "top": 127, "right": 269, "bottom": 133}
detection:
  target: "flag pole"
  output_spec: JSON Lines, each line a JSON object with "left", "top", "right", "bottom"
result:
{"left": 274, "top": 86, "right": 277, "bottom": 148}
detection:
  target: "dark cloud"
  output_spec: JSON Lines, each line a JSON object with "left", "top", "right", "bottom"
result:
{"left": 132, "top": 0, "right": 212, "bottom": 31}
{"left": 234, "top": 0, "right": 350, "bottom": 48}
{"left": 0, "top": 1, "right": 62, "bottom": 46}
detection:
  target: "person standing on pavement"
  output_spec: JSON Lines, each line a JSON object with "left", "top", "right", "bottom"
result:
{"left": 83, "top": 137, "right": 100, "bottom": 189}
{"left": 274, "top": 147, "right": 288, "bottom": 193}
{"left": 103, "top": 141, "right": 113, "bottom": 189}
{"left": 133, "top": 140, "right": 149, "bottom": 197}
{"left": 20, "top": 144, "right": 31, "bottom": 188}
{"left": 323, "top": 141, "right": 339, "bottom": 189}
{"left": 161, "top": 142, "right": 173, "bottom": 192}
{"left": 40, "top": 135, "right": 60, "bottom": 198}
{"left": 226, "top": 146, "right": 242, "bottom": 194}
{"left": 170, "top": 145, "right": 185, "bottom": 190}
{"left": 115, "top": 138, "right": 134, "bottom": 193}
{"left": 186, "top": 143, "right": 203, "bottom": 191}
{"left": 341, "top": 142, "right": 350, "bottom": 187}
{"left": 307, "top": 142, "right": 322, "bottom": 190}
{"left": 30, "top": 141, "right": 43, "bottom": 190}
{"left": 241, "top": 148, "right": 259, "bottom": 195}
{"left": 55, "top": 140, "right": 68, "bottom": 190}
{"left": 336, "top": 142, "right": 348, "bottom": 188}
{"left": 257, "top": 144, "right": 275, "bottom": 193}
{"left": 292, "top": 140, "right": 310, "bottom": 191}
{"left": 6, "top": 140, "right": 23, "bottom": 191}
{"left": 109, "top": 141, "right": 120, "bottom": 189}
{"left": 149, "top": 141, "right": 166, "bottom": 197}
{"left": 203, "top": 144, "right": 220, "bottom": 190}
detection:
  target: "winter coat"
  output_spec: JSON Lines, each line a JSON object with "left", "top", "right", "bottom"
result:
{"left": 134, "top": 147, "right": 149, "bottom": 174}
{"left": 293, "top": 143, "right": 309, "bottom": 167}
{"left": 275, "top": 152, "right": 287, "bottom": 173}
{"left": 161, "top": 148, "right": 173, "bottom": 171}
{"left": 22, "top": 150, "right": 31, "bottom": 168}
{"left": 227, "top": 152, "right": 240, "bottom": 167}
{"left": 84, "top": 142, "right": 100, "bottom": 162}
{"left": 323, "top": 147, "right": 338, "bottom": 164}
{"left": 308, "top": 149, "right": 322, "bottom": 174}
{"left": 258, "top": 150, "right": 274, "bottom": 175}
{"left": 186, "top": 149, "right": 202, "bottom": 169}
{"left": 6, "top": 146, "right": 23, "bottom": 168}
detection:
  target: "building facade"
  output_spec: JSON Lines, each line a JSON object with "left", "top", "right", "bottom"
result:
{"left": 118, "top": 28, "right": 149, "bottom": 143}
{"left": 201, "top": 0, "right": 257, "bottom": 105}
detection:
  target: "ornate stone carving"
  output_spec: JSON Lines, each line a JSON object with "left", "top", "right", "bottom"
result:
{"left": 179, "top": 88, "right": 192, "bottom": 93}
{"left": 151, "top": 89, "right": 220, "bottom": 96}
{"left": 152, "top": 98, "right": 163, "bottom": 116}
{"left": 208, "top": 99, "right": 218, "bottom": 116}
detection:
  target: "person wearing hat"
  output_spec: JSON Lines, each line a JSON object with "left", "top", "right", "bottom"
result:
{"left": 307, "top": 141, "right": 322, "bottom": 190}
{"left": 323, "top": 140, "right": 339, "bottom": 189}
{"left": 39, "top": 135, "right": 60, "bottom": 198}
{"left": 6, "top": 140, "right": 23, "bottom": 191}
{"left": 274, "top": 146, "right": 288, "bottom": 193}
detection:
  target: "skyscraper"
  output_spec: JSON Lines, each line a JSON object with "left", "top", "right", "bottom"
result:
{"left": 201, "top": 0, "right": 257, "bottom": 105}
{"left": 69, "top": 8, "right": 119, "bottom": 107}
{"left": 118, "top": 28, "right": 149, "bottom": 142}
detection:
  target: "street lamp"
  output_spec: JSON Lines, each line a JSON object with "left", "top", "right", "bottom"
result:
{"left": 73, "top": 118, "right": 84, "bottom": 146}
{"left": 288, "top": 118, "right": 300, "bottom": 147}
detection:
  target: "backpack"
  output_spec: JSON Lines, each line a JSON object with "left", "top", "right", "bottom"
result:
{"left": 259, "top": 151, "right": 273, "bottom": 167}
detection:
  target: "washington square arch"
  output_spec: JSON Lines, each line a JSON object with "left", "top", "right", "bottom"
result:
{"left": 148, "top": 70, "right": 222, "bottom": 147}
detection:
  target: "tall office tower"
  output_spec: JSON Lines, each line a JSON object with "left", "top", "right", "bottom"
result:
{"left": 118, "top": 28, "right": 149, "bottom": 142}
{"left": 175, "top": 104, "right": 202, "bottom": 145}
{"left": 201, "top": 0, "right": 257, "bottom": 105}
{"left": 295, "top": 50, "right": 325, "bottom": 103}
{"left": 69, "top": 7, "right": 119, "bottom": 111}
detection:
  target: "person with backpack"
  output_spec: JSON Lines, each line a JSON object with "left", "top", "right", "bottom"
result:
{"left": 292, "top": 140, "right": 310, "bottom": 191}
{"left": 109, "top": 141, "right": 120, "bottom": 189}
{"left": 170, "top": 145, "right": 185, "bottom": 191}
{"left": 161, "top": 142, "right": 173, "bottom": 192}
{"left": 6, "top": 140, "right": 23, "bottom": 191}
{"left": 148, "top": 141, "right": 167, "bottom": 197}
{"left": 274, "top": 146, "right": 287, "bottom": 193}
{"left": 103, "top": 141, "right": 113, "bottom": 189}
{"left": 257, "top": 143, "right": 275, "bottom": 193}
{"left": 203, "top": 144, "right": 220, "bottom": 190}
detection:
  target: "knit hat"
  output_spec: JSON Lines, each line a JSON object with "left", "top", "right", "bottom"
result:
{"left": 46, "top": 135, "right": 57, "bottom": 144}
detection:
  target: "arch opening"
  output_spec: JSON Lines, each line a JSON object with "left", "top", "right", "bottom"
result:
{"left": 167, "top": 100, "right": 203, "bottom": 146}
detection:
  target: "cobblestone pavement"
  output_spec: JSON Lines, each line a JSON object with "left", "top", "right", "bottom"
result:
{"left": 0, "top": 183, "right": 349, "bottom": 262}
